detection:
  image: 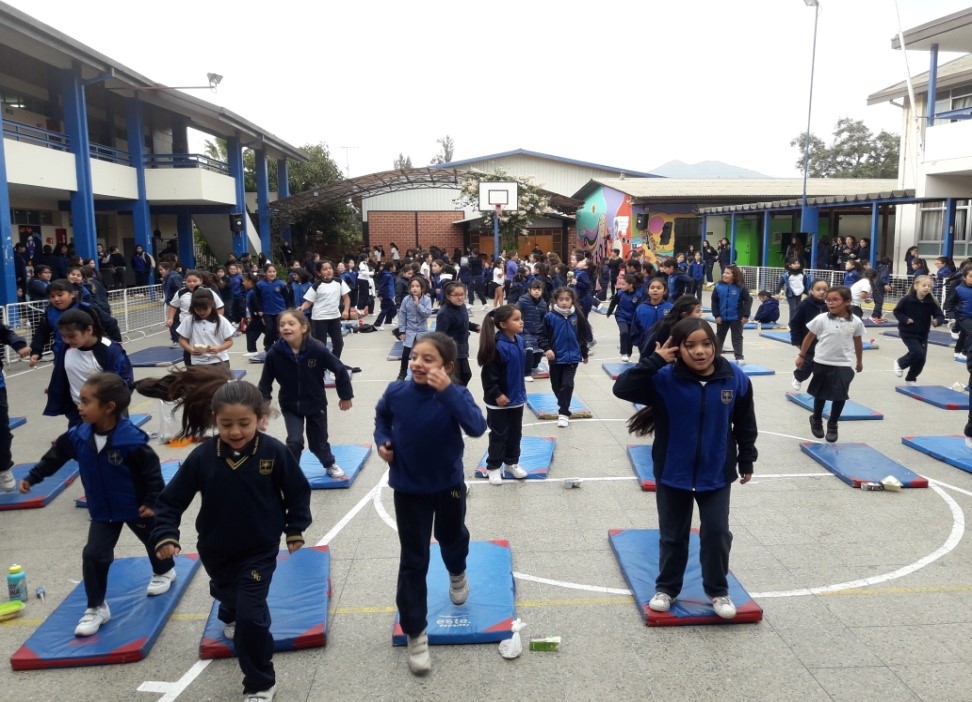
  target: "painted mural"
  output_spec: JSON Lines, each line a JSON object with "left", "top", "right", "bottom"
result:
{"left": 576, "top": 186, "right": 675, "bottom": 264}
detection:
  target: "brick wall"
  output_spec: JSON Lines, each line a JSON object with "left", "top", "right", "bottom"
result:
{"left": 367, "top": 211, "right": 465, "bottom": 256}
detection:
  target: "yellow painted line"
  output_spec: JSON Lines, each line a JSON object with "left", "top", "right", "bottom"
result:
{"left": 0, "top": 618, "right": 43, "bottom": 627}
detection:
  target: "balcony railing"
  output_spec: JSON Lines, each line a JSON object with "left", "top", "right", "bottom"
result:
{"left": 89, "top": 142, "right": 132, "bottom": 166}
{"left": 144, "top": 153, "right": 231, "bottom": 175}
{"left": 1, "top": 120, "right": 70, "bottom": 151}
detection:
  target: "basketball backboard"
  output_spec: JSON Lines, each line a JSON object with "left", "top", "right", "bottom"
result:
{"left": 478, "top": 182, "right": 518, "bottom": 212}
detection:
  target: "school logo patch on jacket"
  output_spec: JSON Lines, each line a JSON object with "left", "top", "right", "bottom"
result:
{"left": 721, "top": 389, "right": 734, "bottom": 405}
{"left": 308, "top": 359, "right": 316, "bottom": 368}
{"left": 259, "top": 460, "right": 274, "bottom": 475}
{"left": 107, "top": 450, "right": 123, "bottom": 465}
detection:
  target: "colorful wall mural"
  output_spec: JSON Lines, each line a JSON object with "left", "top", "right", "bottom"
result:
{"left": 576, "top": 185, "right": 675, "bottom": 264}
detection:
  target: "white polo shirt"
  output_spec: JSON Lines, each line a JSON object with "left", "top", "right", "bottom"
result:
{"left": 303, "top": 279, "right": 350, "bottom": 320}
{"left": 806, "top": 312, "right": 864, "bottom": 367}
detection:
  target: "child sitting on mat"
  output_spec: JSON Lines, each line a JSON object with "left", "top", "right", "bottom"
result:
{"left": 374, "top": 332, "right": 487, "bottom": 675}
{"left": 153, "top": 379, "right": 311, "bottom": 702}
{"left": 20, "top": 373, "right": 176, "bottom": 637}
{"left": 613, "top": 318, "right": 756, "bottom": 620}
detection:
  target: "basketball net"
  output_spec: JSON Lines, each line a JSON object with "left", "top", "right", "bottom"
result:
{"left": 494, "top": 203, "right": 503, "bottom": 217}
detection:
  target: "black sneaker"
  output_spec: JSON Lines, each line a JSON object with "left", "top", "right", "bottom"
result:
{"left": 809, "top": 416, "right": 824, "bottom": 439}
{"left": 825, "top": 423, "right": 838, "bottom": 443}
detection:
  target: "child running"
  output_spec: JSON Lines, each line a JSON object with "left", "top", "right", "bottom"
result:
{"left": 396, "top": 276, "right": 432, "bottom": 381}
{"left": 892, "top": 275, "right": 944, "bottom": 386}
{"left": 478, "top": 305, "right": 528, "bottom": 484}
{"left": 606, "top": 273, "right": 644, "bottom": 363}
{"left": 796, "top": 286, "right": 864, "bottom": 443}
{"left": 374, "top": 332, "right": 487, "bottom": 675}
{"left": 153, "top": 379, "right": 312, "bottom": 702}
{"left": 537, "top": 287, "right": 590, "bottom": 428}
{"left": 788, "top": 279, "right": 829, "bottom": 392}
{"left": 176, "top": 288, "right": 235, "bottom": 368}
{"left": 0, "top": 323, "right": 29, "bottom": 491}
{"left": 436, "top": 282, "right": 480, "bottom": 386}
{"left": 711, "top": 265, "right": 752, "bottom": 364}
{"left": 612, "top": 318, "right": 756, "bottom": 620}
{"left": 259, "top": 309, "right": 353, "bottom": 478}
{"left": 20, "top": 373, "right": 176, "bottom": 636}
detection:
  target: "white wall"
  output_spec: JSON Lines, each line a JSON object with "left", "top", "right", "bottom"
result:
{"left": 4, "top": 138, "right": 77, "bottom": 191}
{"left": 144, "top": 168, "right": 236, "bottom": 204}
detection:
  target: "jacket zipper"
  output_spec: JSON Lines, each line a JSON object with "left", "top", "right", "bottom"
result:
{"left": 692, "top": 383, "right": 705, "bottom": 491}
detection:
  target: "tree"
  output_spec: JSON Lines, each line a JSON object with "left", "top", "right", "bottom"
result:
{"left": 394, "top": 153, "right": 413, "bottom": 169}
{"left": 454, "top": 169, "right": 549, "bottom": 252}
{"left": 430, "top": 135, "right": 455, "bottom": 165}
{"left": 791, "top": 118, "right": 899, "bottom": 178}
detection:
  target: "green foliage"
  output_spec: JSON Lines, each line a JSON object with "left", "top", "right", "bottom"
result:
{"left": 455, "top": 170, "right": 550, "bottom": 251}
{"left": 791, "top": 118, "right": 899, "bottom": 178}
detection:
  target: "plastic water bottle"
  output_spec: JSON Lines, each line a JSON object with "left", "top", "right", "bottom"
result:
{"left": 7, "top": 564, "right": 27, "bottom": 604}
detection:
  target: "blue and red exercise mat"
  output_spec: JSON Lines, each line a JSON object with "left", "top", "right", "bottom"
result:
{"left": 526, "top": 392, "right": 592, "bottom": 420}
{"left": 882, "top": 328, "right": 953, "bottom": 347}
{"left": 759, "top": 330, "right": 879, "bottom": 350}
{"left": 902, "top": 435, "right": 972, "bottom": 474}
{"left": 127, "top": 346, "right": 184, "bottom": 367}
{"left": 10, "top": 554, "right": 200, "bottom": 670}
{"left": 602, "top": 361, "right": 636, "bottom": 380}
{"left": 392, "top": 540, "right": 516, "bottom": 645}
{"left": 626, "top": 444, "right": 656, "bottom": 491}
{"left": 785, "top": 392, "right": 883, "bottom": 420}
{"left": 200, "top": 546, "right": 330, "bottom": 659}
{"left": 609, "top": 529, "right": 762, "bottom": 626}
{"left": 895, "top": 385, "right": 969, "bottom": 410}
{"left": 9, "top": 416, "right": 26, "bottom": 430}
{"left": 475, "top": 436, "right": 555, "bottom": 480}
{"left": 800, "top": 442, "right": 928, "bottom": 488}
{"left": 0, "top": 460, "right": 79, "bottom": 511}
{"left": 298, "top": 444, "right": 371, "bottom": 488}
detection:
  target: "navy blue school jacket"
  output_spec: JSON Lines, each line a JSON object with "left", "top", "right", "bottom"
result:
{"left": 44, "top": 337, "right": 134, "bottom": 417}
{"left": 480, "top": 333, "right": 527, "bottom": 407}
{"left": 893, "top": 293, "right": 945, "bottom": 340}
{"left": 753, "top": 298, "right": 780, "bottom": 324}
{"left": 30, "top": 300, "right": 122, "bottom": 358}
{"left": 537, "top": 309, "right": 589, "bottom": 365}
{"left": 259, "top": 337, "right": 352, "bottom": 414}
{"left": 711, "top": 282, "right": 753, "bottom": 322}
{"left": 374, "top": 380, "right": 487, "bottom": 493}
{"left": 26, "top": 418, "right": 161, "bottom": 523}
{"left": 789, "top": 296, "right": 827, "bottom": 348}
{"left": 613, "top": 353, "right": 757, "bottom": 490}
{"left": 435, "top": 301, "right": 479, "bottom": 359}
{"left": 516, "top": 292, "right": 548, "bottom": 350}
{"left": 0, "top": 324, "right": 27, "bottom": 388}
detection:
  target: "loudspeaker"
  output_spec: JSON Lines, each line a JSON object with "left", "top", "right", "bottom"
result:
{"left": 659, "top": 222, "right": 673, "bottom": 245}
{"left": 229, "top": 214, "right": 243, "bottom": 233}
{"left": 636, "top": 213, "right": 648, "bottom": 230}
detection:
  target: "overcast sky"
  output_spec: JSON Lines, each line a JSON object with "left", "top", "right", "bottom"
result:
{"left": 8, "top": 0, "right": 969, "bottom": 178}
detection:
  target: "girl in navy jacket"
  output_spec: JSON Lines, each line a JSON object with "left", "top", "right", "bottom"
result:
{"left": 537, "top": 287, "right": 590, "bottom": 427}
{"left": 255, "top": 265, "right": 289, "bottom": 350}
{"left": 613, "top": 318, "right": 756, "bottom": 620}
{"left": 711, "top": 265, "right": 752, "bottom": 363}
{"left": 788, "top": 279, "right": 829, "bottom": 392}
{"left": 606, "top": 273, "right": 644, "bottom": 362}
{"left": 374, "top": 332, "right": 487, "bottom": 675}
{"left": 517, "top": 280, "right": 549, "bottom": 380}
{"left": 259, "top": 309, "right": 353, "bottom": 478}
{"left": 436, "top": 282, "right": 480, "bottom": 386}
{"left": 22, "top": 373, "right": 175, "bottom": 637}
{"left": 892, "top": 275, "right": 945, "bottom": 385}
{"left": 631, "top": 278, "right": 674, "bottom": 355}
{"left": 478, "top": 305, "right": 528, "bottom": 484}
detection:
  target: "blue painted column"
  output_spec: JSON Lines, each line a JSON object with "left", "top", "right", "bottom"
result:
{"left": 60, "top": 65, "right": 97, "bottom": 261}
{"left": 729, "top": 214, "right": 737, "bottom": 264}
{"left": 226, "top": 136, "right": 247, "bottom": 257}
{"left": 869, "top": 202, "right": 879, "bottom": 268}
{"left": 761, "top": 211, "right": 771, "bottom": 267}
{"left": 802, "top": 205, "right": 820, "bottom": 269}
{"left": 177, "top": 211, "right": 195, "bottom": 269}
{"left": 928, "top": 44, "right": 939, "bottom": 127}
{"left": 700, "top": 214, "right": 707, "bottom": 254}
{"left": 125, "top": 99, "right": 154, "bottom": 281}
{"left": 0, "top": 106, "right": 16, "bottom": 305}
{"left": 277, "top": 158, "right": 291, "bottom": 246}
{"left": 943, "top": 198, "right": 957, "bottom": 259}
{"left": 255, "top": 149, "right": 271, "bottom": 256}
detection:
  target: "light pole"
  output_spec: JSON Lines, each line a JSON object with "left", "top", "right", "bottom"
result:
{"left": 802, "top": 0, "right": 820, "bottom": 269}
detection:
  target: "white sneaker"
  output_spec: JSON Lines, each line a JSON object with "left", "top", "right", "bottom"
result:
{"left": 893, "top": 361, "right": 903, "bottom": 377}
{"left": 525, "top": 374, "right": 534, "bottom": 383}
{"left": 487, "top": 468, "right": 503, "bottom": 485}
{"left": 223, "top": 621, "right": 236, "bottom": 640}
{"left": 790, "top": 378, "right": 802, "bottom": 392}
{"left": 965, "top": 437, "right": 972, "bottom": 451}
{"left": 75, "top": 602, "right": 111, "bottom": 637}
{"left": 736, "top": 358, "right": 746, "bottom": 366}
{"left": 324, "top": 371, "right": 335, "bottom": 384}
{"left": 905, "top": 380, "right": 918, "bottom": 386}
{"left": 465, "top": 303, "right": 473, "bottom": 309}
{"left": 557, "top": 415, "right": 569, "bottom": 428}
{"left": 481, "top": 304, "right": 489, "bottom": 311}
{"left": 146, "top": 568, "right": 177, "bottom": 596}
{"left": 620, "top": 354, "right": 630, "bottom": 363}
{"left": 0, "top": 469, "right": 15, "bottom": 492}
{"left": 373, "top": 325, "right": 384, "bottom": 331}
{"left": 406, "top": 631, "right": 431, "bottom": 675}
{"left": 326, "top": 464, "right": 346, "bottom": 479}
{"left": 505, "top": 463, "right": 528, "bottom": 480}
{"left": 243, "top": 685, "right": 276, "bottom": 702}
{"left": 956, "top": 353, "right": 966, "bottom": 361}
{"left": 449, "top": 572, "right": 469, "bottom": 605}
{"left": 648, "top": 592, "right": 672, "bottom": 612}
{"left": 712, "top": 595, "right": 737, "bottom": 619}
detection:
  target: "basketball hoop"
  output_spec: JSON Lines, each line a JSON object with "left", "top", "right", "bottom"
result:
{"left": 494, "top": 203, "right": 503, "bottom": 217}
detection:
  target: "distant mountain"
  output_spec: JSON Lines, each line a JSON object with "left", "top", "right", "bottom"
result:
{"left": 648, "top": 160, "right": 770, "bottom": 179}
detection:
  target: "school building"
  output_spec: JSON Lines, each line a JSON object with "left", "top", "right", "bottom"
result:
{"left": 0, "top": 1, "right": 304, "bottom": 305}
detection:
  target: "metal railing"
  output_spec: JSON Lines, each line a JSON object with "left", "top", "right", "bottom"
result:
{"left": 2, "top": 119, "right": 70, "bottom": 151}
{"left": 2, "top": 284, "right": 166, "bottom": 364}
{"left": 144, "top": 153, "right": 231, "bottom": 175}
{"left": 89, "top": 142, "right": 132, "bottom": 166}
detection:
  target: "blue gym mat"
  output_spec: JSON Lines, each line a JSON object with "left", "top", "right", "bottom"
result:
{"left": 760, "top": 330, "right": 879, "bottom": 349}
{"left": 902, "top": 435, "right": 972, "bottom": 474}
{"left": 9, "top": 416, "right": 25, "bottom": 430}
{"left": 475, "top": 435, "right": 555, "bottom": 480}
{"left": 392, "top": 540, "right": 515, "bottom": 645}
{"left": 200, "top": 546, "right": 331, "bottom": 659}
{"left": 298, "top": 444, "right": 371, "bottom": 488}
{"left": 863, "top": 318, "right": 891, "bottom": 328}
{"left": 128, "top": 346, "right": 184, "bottom": 367}
{"left": 233, "top": 369, "right": 246, "bottom": 380}
{"left": 609, "top": 529, "right": 762, "bottom": 626}
{"left": 785, "top": 392, "right": 883, "bottom": 420}
{"left": 387, "top": 340, "right": 404, "bottom": 361}
{"left": 76, "top": 460, "right": 181, "bottom": 508}
{"left": 703, "top": 316, "right": 760, "bottom": 330}
{"left": 882, "top": 328, "right": 953, "bottom": 347}
{"left": 0, "top": 460, "right": 79, "bottom": 510}
{"left": 626, "top": 444, "right": 656, "bottom": 491}
{"left": 130, "top": 413, "right": 151, "bottom": 428}
{"left": 10, "top": 554, "right": 200, "bottom": 670}
{"left": 526, "top": 392, "right": 592, "bottom": 420}
{"left": 800, "top": 442, "right": 928, "bottom": 488}
{"left": 895, "top": 384, "right": 968, "bottom": 410}
{"left": 530, "top": 368, "right": 550, "bottom": 379}
{"left": 592, "top": 305, "right": 608, "bottom": 315}
{"left": 740, "top": 364, "right": 775, "bottom": 376}
{"left": 602, "top": 361, "right": 636, "bottom": 379}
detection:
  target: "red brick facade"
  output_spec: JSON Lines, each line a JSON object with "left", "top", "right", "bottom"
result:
{"left": 367, "top": 211, "right": 466, "bottom": 255}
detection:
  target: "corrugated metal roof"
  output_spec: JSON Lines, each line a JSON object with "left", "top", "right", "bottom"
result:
{"left": 573, "top": 177, "right": 899, "bottom": 201}
{"left": 867, "top": 53, "right": 972, "bottom": 106}
{"left": 435, "top": 149, "right": 660, "bottom": 179}
{"left": 697, "top": 189, "right": 918, "bottom": 214}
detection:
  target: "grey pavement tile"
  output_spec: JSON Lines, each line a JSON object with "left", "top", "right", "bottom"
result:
{"left": 809, "top": 666, "right": 922, "bottom": 702}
